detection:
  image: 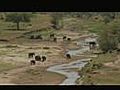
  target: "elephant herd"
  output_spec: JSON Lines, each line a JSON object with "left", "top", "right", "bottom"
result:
{"left": 29, "top": 33, "right": 72, "bottom": 65}
{"left": 30, "top": 33, "right": 71, "bottom": 42}
{"left": 29, "top": 52, "right": 71, "bottom": 65}
{"left": 28, "top": 52, "right": 47, "bottom": 65}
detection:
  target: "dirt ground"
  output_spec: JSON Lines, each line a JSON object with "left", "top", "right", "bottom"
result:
{"left": 0, "top": 30, "right": 87, "bottom": 85}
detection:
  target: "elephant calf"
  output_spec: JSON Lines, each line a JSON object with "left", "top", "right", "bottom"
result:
{"left": 42, "top": 56, "right": 46, "bottom": 62}
{"left": 63, "top": 36, "right": 67, "bottom": 40}
{"left": 67, "top": 38, "right": 71, "bottom": 41}
{"left": 35, "top": 55, "right": 41, "bottom": 61}
{"left": 28, "top": 53, "right": 35, "bottom": 58}
{"left": 30, "top": 60, "right": 36, "bottom": 65}
{"left": 53, "top": 37, "right": 57, "bottom": 42}
{"left": 50, "top": 34, "right": 55, "bottom": 38}
{"left": 66, "top": 54, "right": 71, "bottom": 59}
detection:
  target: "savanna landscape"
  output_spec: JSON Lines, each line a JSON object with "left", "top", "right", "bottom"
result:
{"left": 0, "top": 12, "right": 120, "bottom": 85}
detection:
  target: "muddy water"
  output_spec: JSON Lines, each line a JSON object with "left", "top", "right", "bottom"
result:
{"left": 47, "top": 38, "right": 94, "bottom": 85}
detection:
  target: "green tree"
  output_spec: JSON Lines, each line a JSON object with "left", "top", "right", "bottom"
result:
{"left": 5, "top": 13, "right": 33, "bottom": 30}
{"left": 98, "top": 29, "right": 119, "bottom": 52}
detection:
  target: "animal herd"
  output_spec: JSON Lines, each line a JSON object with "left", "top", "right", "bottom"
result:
{"left": 28, "top": 52, "right": 47, "bottom": 65}
{"left": 28, "top": 33, "right": 72, "bottom": 65}
{"left": 29, "top": 52, "right": 71, "bottom": 65}
{"left": 29, "top": 33, "right": 71, "bottom": 42}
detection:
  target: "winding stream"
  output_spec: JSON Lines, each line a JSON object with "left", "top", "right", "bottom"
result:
{"left": 47, "top": 37, "right": 96, "bottom": 85}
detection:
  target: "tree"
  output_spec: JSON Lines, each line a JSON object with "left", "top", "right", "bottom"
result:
{"left": 50, "top": 12, "right": 64, "bottom": 30}
{"left": 98, "top": 28, "right": 119, "bottom": 53}
{"left": 5, "top": 13, "right": 33, "bottom": 30}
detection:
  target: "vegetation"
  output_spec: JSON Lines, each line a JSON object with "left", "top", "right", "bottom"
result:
{"left": 5, "top": 13, "right": 33, "bottom": 30}
{"left": 78, "top": 52, "right": 118, "bottom": 85}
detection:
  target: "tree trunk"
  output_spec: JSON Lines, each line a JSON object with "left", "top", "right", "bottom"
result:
{"left": 16, "top": 22, "right": 20, "bottom": 30}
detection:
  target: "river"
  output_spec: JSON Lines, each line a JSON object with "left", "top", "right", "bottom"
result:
{"left": 47, "top": 36, "right": 97, "bottom": 85}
